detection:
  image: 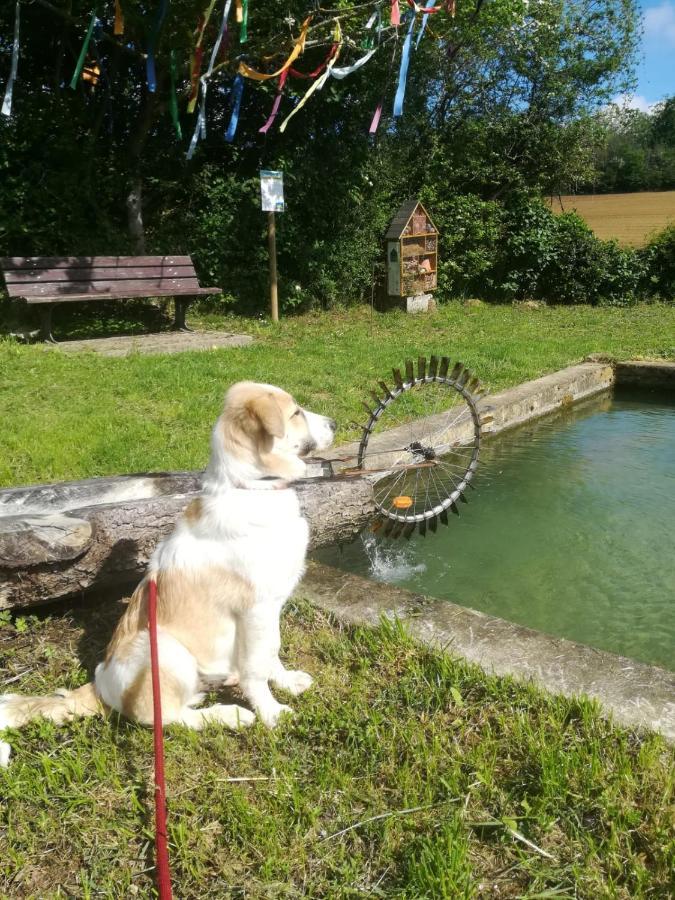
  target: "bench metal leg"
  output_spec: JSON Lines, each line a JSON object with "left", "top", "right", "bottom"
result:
{"left": 172, "top": 298, "right": 194, "bottom": 332}
{"left": 40, "top": 304, "right": 57, "bottom": 343}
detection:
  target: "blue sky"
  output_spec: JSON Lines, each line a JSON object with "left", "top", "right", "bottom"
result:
{"left": 619, "top": 0, "right": 675, "bottom": 109}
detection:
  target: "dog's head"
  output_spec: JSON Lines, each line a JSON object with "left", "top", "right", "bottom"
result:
{"left": 213, "top": 381, "right": 336, "bottom": 484}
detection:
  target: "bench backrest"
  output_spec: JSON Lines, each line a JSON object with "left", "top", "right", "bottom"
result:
{"left": 0, "top": 256, "right": 201, "bottom": 301}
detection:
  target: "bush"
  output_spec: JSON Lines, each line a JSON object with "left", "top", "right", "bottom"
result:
{"left": 642, "top": 224, "right": 675, "bottom": 300}
{"left": 430, "top": 194, "right": 645, "bottom": 306}
{"left": 539, "top": 213, "right": 645, "bottom": 306}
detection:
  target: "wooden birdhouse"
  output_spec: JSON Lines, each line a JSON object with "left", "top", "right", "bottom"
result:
{"left": 385, "top": 200, "right": 438, "bottom": 300}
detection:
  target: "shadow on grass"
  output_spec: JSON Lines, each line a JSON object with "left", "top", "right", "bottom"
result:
{"left": 1, "top": 297, "right": 176, "bottom": 342}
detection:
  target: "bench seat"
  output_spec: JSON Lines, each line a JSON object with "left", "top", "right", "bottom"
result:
{"left": 0, "top": 255, "right": 222, "bottom": 341}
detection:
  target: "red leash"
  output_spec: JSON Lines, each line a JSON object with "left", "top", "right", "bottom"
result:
{"left": 148, "top": 578, "right": 173, "bottom": 900}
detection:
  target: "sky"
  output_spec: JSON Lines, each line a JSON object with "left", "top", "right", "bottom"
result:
{"left": 615, "top": 0, "right": 675, "bottom": 110}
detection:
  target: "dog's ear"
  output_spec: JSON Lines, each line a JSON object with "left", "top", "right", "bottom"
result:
{"left": 248, "top": 393, "right": 285, "bottom": 439}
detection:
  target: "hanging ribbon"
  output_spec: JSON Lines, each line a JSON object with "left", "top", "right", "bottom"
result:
{"left": 238, "top": 16, "right": 310, "bottom": 81}
{"left": 361, "top": 9, "right": 378, "bottom": 48}
{"left": 391, "top": 0, "right": 401, "bottom": 25}
{"left": 70, "top": 10, "right": 97, "bottom": 90}
{"left": 259, "top": 41, "right": 339, "bottom": 136}
{"left": 370, "top": 41, "right": 398, "bottom": 135}
{"left": 239, "top": 0, "right": 248, "bottom": 43}
{"left": 1, "top": 1, "right": 20, "bottom": 117}
{"left": 279, "top": 22, "right": 342, "bottom": 134}
{"left": 258, "top": 68, "right": 288, "bottom": 133}
{"left": 186, "top": 76, "right": 207, "bottom": 159}
{"left": 169, "top": 50, "right": 182, "bottom": 139}
{"left": 290, "top": 43, "right": 337, "bottom": 79}
{"left": 331, "top": 48, "right": 376, "bottom": 80}
{"left": 186, "top": 0, "right": 233, "bottom": 159}
{"left": 407, "top": 0, "right": 443, "bottom": 11}
{"left": 330, "top": 5, "right": 380, "bottom": 80}
{"left": 188, "top": 0, "right": 218, "bottom": 112}
{"left": 146, "top": 0, "right": 170, "bottom": 93}
{"left": 369, "top": 100, "right": 383, "bottom": 134}
{"left": 415, "top": 0, "right": 437, "bottom": 48}
{"left": 225, "top": 73, "right": 244, "bottom": 142}
{"left": 114, "top": 0, "right": 124, "bottom": 35}
{"left": 393, "top": 11, "right": 416, "bottom": 117}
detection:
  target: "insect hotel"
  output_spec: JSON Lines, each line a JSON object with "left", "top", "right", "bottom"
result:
{"left": 385, "top": 200, "right": 439, "bottom": 312}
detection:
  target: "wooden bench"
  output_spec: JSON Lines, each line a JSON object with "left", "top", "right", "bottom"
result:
{"left": 0, "top": 255, "right": 221, "bottom": 342}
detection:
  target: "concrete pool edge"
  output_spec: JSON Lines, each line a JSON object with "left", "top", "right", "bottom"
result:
{"left": 300, "top": 562, "right": 675, "bottom": 743}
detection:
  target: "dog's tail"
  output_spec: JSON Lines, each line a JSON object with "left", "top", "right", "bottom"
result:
{"left": 0, "top": 682, "right": 103, "bottom": 766}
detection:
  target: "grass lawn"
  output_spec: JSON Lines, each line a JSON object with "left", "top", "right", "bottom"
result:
{"left": 1, "top": 302, "right": 674, "bottom": 488}
{"left": 1, "top": 301, "right": 674, "bottom": 896}
{"left": 1, "top": 598, "right": 673, "bottom": 898}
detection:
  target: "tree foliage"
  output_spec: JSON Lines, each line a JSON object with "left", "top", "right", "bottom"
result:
{"left": 0, "top": 0, "right": 644, "bottom": 310}
{"left": 582, "top": 98, "right": 675, "bottom": 193}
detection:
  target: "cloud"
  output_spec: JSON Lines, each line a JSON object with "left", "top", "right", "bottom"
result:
{"left": 610, "top": 93, "right": 657, "bottom": 113}
{"left": 644, "top": 1, "right": 675, "bottom": 46}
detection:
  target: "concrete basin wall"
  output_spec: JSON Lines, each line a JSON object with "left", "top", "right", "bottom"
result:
{"left": 301, "top": 563, "right": 675, "bottom": 742}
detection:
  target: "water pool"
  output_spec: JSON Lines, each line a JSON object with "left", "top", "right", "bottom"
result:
{"left": 315, "top": 387, "right": 675, "bottom": 671}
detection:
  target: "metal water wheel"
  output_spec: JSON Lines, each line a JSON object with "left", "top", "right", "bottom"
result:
{"left": 355, "top": 356, "right": 490, "bottom": 538}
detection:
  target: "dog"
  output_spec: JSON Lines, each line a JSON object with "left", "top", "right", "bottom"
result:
{"left": 0, "top": 382, "right": 337, "bottom": 766}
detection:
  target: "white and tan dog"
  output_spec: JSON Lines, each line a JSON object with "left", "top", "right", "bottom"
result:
{"left": 0, "top": 382, "right": 336, "bottom": 766}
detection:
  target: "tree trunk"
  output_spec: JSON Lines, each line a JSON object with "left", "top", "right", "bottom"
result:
{"left": 0, "top": 472, "right": 375, "bottom": 610}
{"left": 125, "top": 89, "right": 160, "bottom": 253}
{"left": 126, "top": 177, "right": 146, "bottom": 254}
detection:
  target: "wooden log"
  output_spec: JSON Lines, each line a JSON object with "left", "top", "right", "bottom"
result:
{"left": 0, "top": 471, "right": 375, "bottom": 610}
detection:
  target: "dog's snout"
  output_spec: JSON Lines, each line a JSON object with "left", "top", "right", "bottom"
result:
{"left": 328, "top": 418, "right": 337, "bottom": 433}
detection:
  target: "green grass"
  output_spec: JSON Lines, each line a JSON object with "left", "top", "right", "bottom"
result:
{"left": 1, "top": 302, "right": 674, "bottom": 488}
{"left": 1, "top": 301, "right": 674, "bottom": 895}
{"left": 1, "top": 600, "right": 672, "bottom": 898}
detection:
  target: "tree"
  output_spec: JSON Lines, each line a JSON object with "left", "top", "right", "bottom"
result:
{"left": 0, "top": 0, "right": 641, "bottom": 308}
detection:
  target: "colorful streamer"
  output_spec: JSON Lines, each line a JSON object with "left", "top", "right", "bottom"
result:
{"left": 415, "top": 0, "right": 437, "bottom": 48}
{"left": 331, "top": 48, "right": 376, "bottom": 80}
{"left": 1, "top": 1, "right": 20, "bottom": 117}
{"left": 70, "top": 10, "right": 97, "bottom": 91}
{"left": 238, "top": 16, "right": 310, "bottom": 81}
{"left": 225, "top": 73, "right": 244, "bottom": 141}
{"left": 290, "top": 44, "right": 337, "bottom": 79}
{"left": 114, "top": 0, "right": 124, "bottom": 36}
{"left": 258, "top": 68, "right": 288, "bottom": 133}
{"left": 369, "top": 100, "right": 383, "bottom": 134}
{"left": 240, "top": 0, "right": 248, "bottom": 43}
{"left": 279, "top": 22, "right": 342, "bottom": 134}
{"left": 187, "top": 0, "right": 233, "bottom": 159}
{"left": 361, "top": 8, "right": 379, "bottom": 48}
{"left": 169, "top": 49, "right": 182, "bottom": 139}
{"left": 188, "top": 0, "right": 218, "bottom": 113}
{"left": 391, "top": 0, "right": 401, "bottom": 26}
{"left": 393, "top": 11, "right": 416, "bottom": 117}
{"left": 146, "top": 0, "right": 170, "bottom": 93}
{"left": 331, "top": 5, "right": 380, "bottom": 79}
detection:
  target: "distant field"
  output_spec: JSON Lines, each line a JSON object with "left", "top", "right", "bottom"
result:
{"left": 550, "top": 191, "right": 675, "bottom": 246}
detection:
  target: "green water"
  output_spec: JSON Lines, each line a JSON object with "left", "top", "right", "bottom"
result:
{"left": 316, "top": 388, "right": 675, "bottom": 670}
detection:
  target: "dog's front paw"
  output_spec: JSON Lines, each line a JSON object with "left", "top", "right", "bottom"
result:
{"left": 211, "top": 704, "right": 256, "bottom": 729}
{"left": 257, "top": 701, "right": 293, "bottom": 728}
{"left": 272, "top": 669, "right": 314, "bottom": 696}
{"left": 0, "top": 740, "right": 10, "bottom": 768}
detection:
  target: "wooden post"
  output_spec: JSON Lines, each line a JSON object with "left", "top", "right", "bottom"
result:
{"left": 268, "top": 211, "right": 279, "bottom": 322}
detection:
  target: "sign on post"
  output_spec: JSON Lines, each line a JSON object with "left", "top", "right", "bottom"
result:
{"left": 260, "top": 170, "right": 285, "bottom": 213}
{"left": 260, "top": 170, "right": 284, "bottom": 321}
